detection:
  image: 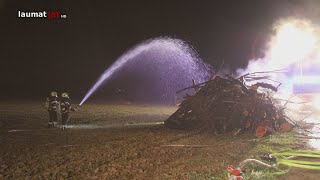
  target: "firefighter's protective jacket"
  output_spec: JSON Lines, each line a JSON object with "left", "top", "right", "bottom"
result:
{"left": 60, "top": 97, "right": 75, "bottom": 114}
{"left": 47, "top": 96, "right": 59, "bottom": 112}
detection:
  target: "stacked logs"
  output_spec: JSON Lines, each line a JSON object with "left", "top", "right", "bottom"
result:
{"left": 165, "top": 75, "right": 293, "bottom": 137}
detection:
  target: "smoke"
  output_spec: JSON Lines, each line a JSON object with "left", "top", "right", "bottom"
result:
{"left": 237, "top": 0, "right": 320, "bottom": 76}
{"left": 236, "top": 17, "right": 320, "bottom": 100}
{"left": 238, "top": 18, "right": 320, "bottom": 72}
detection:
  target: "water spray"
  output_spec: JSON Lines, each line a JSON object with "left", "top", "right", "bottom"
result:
{"left": 79, "top": 37, "right": 211, "bottom": 105}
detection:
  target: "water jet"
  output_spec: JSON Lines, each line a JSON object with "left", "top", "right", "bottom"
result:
{"left": 80, "top": 37, "right": 211, "bottom": 105}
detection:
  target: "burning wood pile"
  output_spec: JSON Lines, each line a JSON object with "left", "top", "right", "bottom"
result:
{"left": 165, "top": 74, "right": 293, "bottom": 138}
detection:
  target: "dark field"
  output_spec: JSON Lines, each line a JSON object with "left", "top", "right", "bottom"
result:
{"left": 1, "top": 101, "right": 318, "bottom": 179}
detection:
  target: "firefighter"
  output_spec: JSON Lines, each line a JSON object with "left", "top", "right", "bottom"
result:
{"left": 60, "top": 92, "right": 77, "bottom": 130}
{"left": 46, "top": 91, "right": 59, "bottom": 128}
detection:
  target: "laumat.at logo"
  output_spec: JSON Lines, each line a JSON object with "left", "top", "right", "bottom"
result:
{"left": 17, "top": 10, "right": 67, "bottom": 19}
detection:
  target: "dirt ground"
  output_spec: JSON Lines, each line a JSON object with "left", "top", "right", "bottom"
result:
{"left": 0, "top": 100, "right": 319, "bottom": 179}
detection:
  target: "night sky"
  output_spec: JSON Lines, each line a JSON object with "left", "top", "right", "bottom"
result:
{"left": 1, "top": 0, "right": 319, "bottom": 99}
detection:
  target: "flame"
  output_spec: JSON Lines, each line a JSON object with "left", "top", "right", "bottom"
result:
{"left": 237, "top": 18, "right": 320, "bottom": 107}
{"left": 238, "top": 18, "right": 319, "bottom": 76}
{"left": 268, "top": 19, "right": 317, "bottom": 69}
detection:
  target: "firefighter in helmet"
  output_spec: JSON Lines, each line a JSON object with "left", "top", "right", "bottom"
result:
{"left": 46, "top": 91, "right": 59, "bottom": 127}
{"left": 60, "top": 92, "right": 77, "bottom": 130}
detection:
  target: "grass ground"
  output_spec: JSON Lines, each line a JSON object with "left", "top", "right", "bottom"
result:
{"left": 0, "top": 100, "right": 319, "bottom": 179}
